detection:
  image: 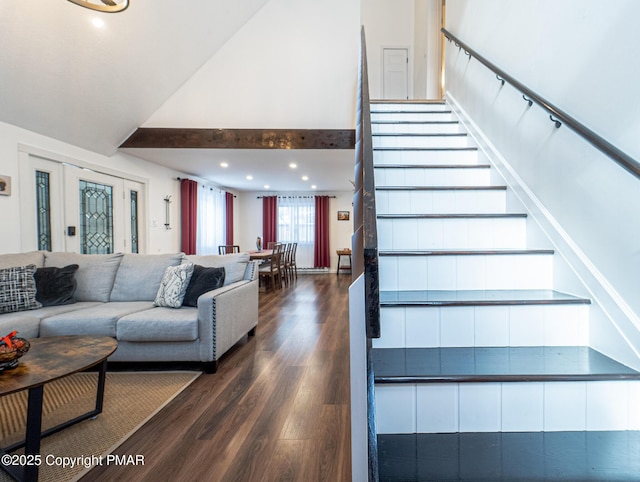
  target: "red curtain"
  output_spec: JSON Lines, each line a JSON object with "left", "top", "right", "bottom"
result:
{"left": 314, "top": 196, "right": 330, "bottom": 268}
{"left": 225, "top": 192, "right": 234, "bottom": 245}
{"left": 262, "top": 196, "right": 278, "bottom": 248}
{"left": 180, "top": 179, "right": 198, "bottom": 255}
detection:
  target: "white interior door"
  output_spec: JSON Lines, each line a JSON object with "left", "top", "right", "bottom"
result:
{"left": 383, "top": 48, "right": 408, "bottom": 99}
{"left": 64, "top": 165, "right": 125, "bottom": 254}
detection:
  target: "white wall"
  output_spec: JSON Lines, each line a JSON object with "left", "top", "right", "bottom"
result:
{"left": 143, "top": 0, "right": 360, "bottom": 130}
{"left": 0, "top": 121, "right": 186, "bottom": 255}
{"left": 236, "top": 191, "right": 354, "bottom": 270}
{"left": 445, "top": 0, "right": 640, "bottom": 364}
{"left": 362, "top": 0, "right": 442, "bottom": 100}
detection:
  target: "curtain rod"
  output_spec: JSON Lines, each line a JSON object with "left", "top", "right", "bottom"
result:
{"left": 256, "top": 195, "right": 337, "bottom": 199}
{"left": 176, "top": 177, "right": 236, "bottom": 197}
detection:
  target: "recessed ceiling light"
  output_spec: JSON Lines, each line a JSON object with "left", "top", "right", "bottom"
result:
{"left": 311, "top": 185, "right": 317, "bottom": 189}
{"left": 220, "top": 162, "right": 229, "bottom": 168}
{"left": 264, "top": 185, "right": 270, "bottom": 189}
{"left": 289, "top": 163, "right": 297, "bottom": 169}
{"left": 246, "top": 175, "right": 253, "bottom": 180}
{"left": 92, "top": 17, "right": 105, "bottom": 28}
{"left": 301, "top": 175, "right": 309, "bottom": 181}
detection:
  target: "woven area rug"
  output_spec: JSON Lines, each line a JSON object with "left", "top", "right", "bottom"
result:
{"left": 0, "top": 370, "right": 200, "bottom": 482}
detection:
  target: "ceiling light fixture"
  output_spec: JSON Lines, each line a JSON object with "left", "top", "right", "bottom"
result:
{"left": 67, "top": 0, "right": 129, "bottom": 13}
{"left": 220, "top": 162, "right": 229, "bottom": 168}
{"left": 91, "top": 17, "right": 105, "bottom": 28}
{"left": 311, "top": 185, "right": 317, "bottom": 189}
{"left": 246, "top": 175, "right": 253, "bottom": 180}
{"left": 264, "top": 185, "right": 270, "bottom": 189}
{"left": 301, "top": 175, "right": 309, "bottom": 181}
{"left": 289, "top": 163, "right": 297, "bottom": 169}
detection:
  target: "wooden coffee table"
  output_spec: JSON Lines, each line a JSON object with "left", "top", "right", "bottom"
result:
{"left": 0, "top": 335, "right": 117, "bottom": 482}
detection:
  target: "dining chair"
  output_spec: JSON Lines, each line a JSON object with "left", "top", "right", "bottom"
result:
{"left": 218, "top": 245, "right": 240, "bottom": 255}
{"left": 258, "top": 243, "right": 283, "bottom": 291}
{"left": 288, "top": 242, "right": 298, "bottom": 280}
{"left": 267, "top": 241, "right": 277, "bottom": 250}
{"left": 280, "top": 243, "right": 292, "bottom": 285}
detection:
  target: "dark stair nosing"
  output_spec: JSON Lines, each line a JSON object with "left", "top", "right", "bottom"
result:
{"left": 372, "top": 346, "right": 640, "bottom": 384}
{"left": 371, "top": 100, "right": 446, "bottom": 104}
{"left": 379, "top": 249, "right": 554, "bottom": 257}
{"left": 371, "top": 110, "right": 452, "bottom": 115}
{"left": 377, "top": 213, "right": 527, "bottom": 219}
{"left": 373, "top": 132, "right": 467, "bottom": 137}
{"left": 376, "top": 186, "right": 506, "bottom": 191}
{"left": 374, "top": 163, "right": 490, "bottom": 169}
{"left": 374, "top": 147, "right": 477, "bottom": 152}
{"left": 372, "top": 120, "right": 459, "bottom": 125}
{"left": 379, "top": 289, "right": 591, "bottom": 307}
{"left": 377, "top": 431, "right": 640, "bottom": 482}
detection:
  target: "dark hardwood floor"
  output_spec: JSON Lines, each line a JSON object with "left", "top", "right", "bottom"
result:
{"left": 85, "top": 274, "right": 352, "bottom": 482}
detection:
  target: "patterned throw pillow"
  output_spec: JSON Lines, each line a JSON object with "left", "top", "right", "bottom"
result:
{"left": 154, "top": 263, "right": 195, "bottom": 308}
{"left": 0, "top": 264, "right": 42, "bottom": 314}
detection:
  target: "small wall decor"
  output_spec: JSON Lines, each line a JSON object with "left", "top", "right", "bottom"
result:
{"left": 0, "top": 175, "right": 11, "bottom": 196}
{"left": 164, "top": 195, "right": 172, "bottom": 230}
{"left": 337, "top": 210, "right": 350, "bottom": 221}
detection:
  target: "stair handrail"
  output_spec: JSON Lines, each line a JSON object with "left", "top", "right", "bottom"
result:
{"left": 442, "top": 28, "right": 640, "bottom": 180}
{"left": 354, "top": 26, "right": 380, "bottom": 340}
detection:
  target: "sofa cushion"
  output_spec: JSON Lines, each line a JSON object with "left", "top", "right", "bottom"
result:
{"left": 44, "top": 252, "right": 123, "bottom": 302}
{"left": 110, "top": 253, "right": 184, "bottom": 302}
{"left": 154, "top": 263, "right": 194, "bottom": 308}
{"left": 117, "top": 307, "right": 199, "bottom": 342}
{"left": 0, "top": 265, "right": 42, "bottom": 314}
{"left": 34, "top": 264, "right": 78, "bottom": 307}
{"left": 39, "top": 301, "right": 153, "bottom": 337}
{"left": 0, "top": 251, "right": 45, "bottom": 269}
{"left": 184, "top": 253, "right": 249, "bottom": 286}
{"left": 0, "top": 301, "right": 103, "bottom": 337}
{"left": 182, "top": 265, "right": 225, "bottom": 307}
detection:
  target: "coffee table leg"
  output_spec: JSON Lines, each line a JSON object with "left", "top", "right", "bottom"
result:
{"left": 94, "top": 359, "right": 107, "bottom": 414}
{"left": 24, "top": 385, "right": 44, "bottom": 481}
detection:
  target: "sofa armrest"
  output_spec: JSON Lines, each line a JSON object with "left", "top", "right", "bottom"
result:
{"left": 195, "top": 279, "right": 258, "bottom": 362}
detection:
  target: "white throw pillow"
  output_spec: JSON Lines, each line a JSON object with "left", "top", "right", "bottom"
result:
{"left": 154, "top": 263, "right": 194, "bottom": 308}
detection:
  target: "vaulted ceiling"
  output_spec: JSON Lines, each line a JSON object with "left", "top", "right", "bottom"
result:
{"left": 0, "top": 0, "right": 358, "bottom": 192}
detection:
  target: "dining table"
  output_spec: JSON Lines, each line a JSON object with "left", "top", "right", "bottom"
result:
{"left": 248, "top": 249, "right": 273, "bottom": 261}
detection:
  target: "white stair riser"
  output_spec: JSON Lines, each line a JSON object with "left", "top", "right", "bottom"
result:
{"left": 374, "top": 149, "right": 479, "bottom": 166}
{"left": 379, "top": 254, "right": 554, "bottom": 291}
{"left": 372, "top": 112, "right": 454, "bottom": 122}
{"left": 371, "top": 104, "right": 450, "bottom": 112}
{"left": 377, "top": 217, "right": 527, "bottom": 250}
{"left": 375, "top": 381, "right": 640, "bottom": 433}
{"left": 375, "top": 167, "right": 492, "bottom": 187}
{"left": 374, "top": 304, "right": 589, "bottom": 349}
{"left": 372, "top": 123, "right": 462, "bottom": 134}
{"left": 376, "top": 190, "right": 506, "bottom": 215}
{"left": 373, "top": 136, "right": 471, "bottom": 149}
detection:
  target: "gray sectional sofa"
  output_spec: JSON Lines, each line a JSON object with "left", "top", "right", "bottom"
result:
{"left": 0, "top": 251, "right": 260, "bottom": 372}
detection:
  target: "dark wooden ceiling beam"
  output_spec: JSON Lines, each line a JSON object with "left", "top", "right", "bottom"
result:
{"left": 120, "top": 128, "right": 355, "bottom": 149}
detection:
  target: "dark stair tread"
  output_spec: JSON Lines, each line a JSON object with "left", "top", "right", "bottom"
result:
{"left": 376, "top": 185, "right": 506, "bottom": 191}
{"left": 378, "top": 431, "right": 640, "bottom": 482}
{"left": 374, "top": 163, "right": 490, "bottom": 169}
{"left": 371, "top": 110, "right": 452, "bottom": 114}
{"left": 379, "top": 249, "right": 554, "bottom": 257}
{"left": 373, "top": 132, "right": 468, "bottom": 137}
{"left": 379, "top": 289, "right": 591, "bottom": 306}
{"left": 374, "top": 146, "right": 477, "bottom": 151}
{"left": 372, "top": 346, "right": 640, "bottom": 383}
{"left": 372, "top": 120, "right": 459, "bottom": 125}
{"left": 377, "top": 213, "right": 526, "bottom": 219}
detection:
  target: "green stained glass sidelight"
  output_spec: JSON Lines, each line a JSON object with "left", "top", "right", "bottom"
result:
{"left": 35, "top": 171, "right": 52, "bottom": 251}
{"left": 79, "top": 180, "right": 114, "bottom": 254}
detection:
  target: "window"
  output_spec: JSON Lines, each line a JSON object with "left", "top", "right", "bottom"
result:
{"left": 277, "top": 196, "right": 314, "bottom": 268}
{"left": 35, "top": 170, "right": 52, "bottom": 251}
{"left": 196, "top": 185, "right": 226, "bottom": 255}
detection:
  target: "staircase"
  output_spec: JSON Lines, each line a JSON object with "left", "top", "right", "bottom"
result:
{"left": 369, "top": 101, "right": 640, "bottom": 481}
